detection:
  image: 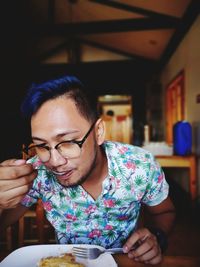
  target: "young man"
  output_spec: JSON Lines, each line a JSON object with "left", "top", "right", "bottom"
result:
{"left": 0, "top": 75, "right": 175, "bottom": 265}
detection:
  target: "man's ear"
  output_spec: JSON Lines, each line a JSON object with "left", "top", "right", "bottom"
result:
{"left": 95, "top": 118, "right": 106, "bottom": 145}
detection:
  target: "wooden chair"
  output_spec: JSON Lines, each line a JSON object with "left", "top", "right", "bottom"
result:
{"left": 1, "top": 145, "right": 54, "bottom": 251}
{"left": 18, "top": 145, "right": 53, "bottom": 246}
{"left": 0, "top": 225, "right": 12, "bottom": 251}
{"left": 18, "top": 199, "right": 46, "bottom": 246}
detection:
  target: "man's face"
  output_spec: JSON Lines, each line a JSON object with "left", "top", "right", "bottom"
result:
{"left": 30, "top": 96, "right": 98, "bottom": 187}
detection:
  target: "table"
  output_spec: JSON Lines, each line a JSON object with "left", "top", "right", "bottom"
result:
{"left": 1, "top": 251, "right": 200, "bottom": 267}
{"left": 114, "top": 254, "right": 200, "bottom": 267}
{"left": 155, "top": 155, "right": 197, "bottom": 201}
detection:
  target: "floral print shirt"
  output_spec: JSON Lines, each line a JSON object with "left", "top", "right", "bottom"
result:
{"left": 21, "top": 141, "right": 169, "bottom": 248}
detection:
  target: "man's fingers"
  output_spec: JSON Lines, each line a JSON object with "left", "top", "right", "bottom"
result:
{"left": 0, "top": 172, "right": 36, "bottom": 191}
{"left": 128, "top": 235, "right": 158, "bottom": 259}
{"left": 0, "top": 163, "right": 35, "bottom": 180}
{"left": 0, "top": 161, "right": 36, "bottom": 209}
{"left": 0, "top": 196, "right": 25, "bottom": 209}
{"left": 0, "top": 159, "right": 26, "bottom": 166}
{"left": 10, "top": 159, "right": 27, "bottom": 166}
{"left": 0, "top": 184, "right": 31, "bottom": 209}
{"left": 123, "top": 228, "right": 151, "bottom": 252}
{"left": 125, "top": 231, "right": 162, "bottom": 265}
{"left": 143, "top": 253, "right": 162, "bottom": 265}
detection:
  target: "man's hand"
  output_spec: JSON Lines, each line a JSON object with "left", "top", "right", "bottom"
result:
{"left": 123, "top": 228, "right": 162, "bottom": 265}
{"left": 0, "top": 159, "right": 37, "bottom": 209}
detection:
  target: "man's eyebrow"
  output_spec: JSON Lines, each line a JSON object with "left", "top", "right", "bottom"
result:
{"left": 32, "top": 130, "right": 80, "bottom": 141}
{"left": 32, "top": 137, "right": 45, "bottom": 142}
{"left": 56, "top": 130, "right": 80, "bottom": 138}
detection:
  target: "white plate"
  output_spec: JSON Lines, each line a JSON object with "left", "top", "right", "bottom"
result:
{"left": 0, "top": 244, "right": 118, "bottom": 267}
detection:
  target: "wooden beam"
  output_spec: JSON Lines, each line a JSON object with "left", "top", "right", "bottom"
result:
{"left": 21, "top": 17, "right": 179, "bottom": 36}
{"left": 159, "top": 0, "right": 200, "bottom": 69}
{"left": 78, "top": 38, "right": 156, "bottom": 63}
{"left": 90, "top": 0, "right": 180, "bottom": 22}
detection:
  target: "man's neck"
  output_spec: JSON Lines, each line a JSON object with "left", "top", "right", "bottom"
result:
{"left": 82, "top": 146, "right": 108, "bottom": 200}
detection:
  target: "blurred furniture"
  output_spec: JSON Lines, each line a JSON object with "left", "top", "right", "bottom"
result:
{"left": 98, "top": 95, "right": 133, "bottom": 144}
{"left": 5, "top": 227, "right": 12, "bottom": 250}
{"left": 18, "top": 200, "right": 46, "bottom": 246}
{"left": 0, "top": 226, "right": 12, "bottom": 251}
{"left": 18, "top": 145, "right": 53, "bottom": 246}
{"left": 156, "top": 154, "right": 197, "bottom": 201}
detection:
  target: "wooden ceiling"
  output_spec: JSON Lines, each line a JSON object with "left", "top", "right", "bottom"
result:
{"left": 2, "top": 0, "right": 200, "bottom": 71}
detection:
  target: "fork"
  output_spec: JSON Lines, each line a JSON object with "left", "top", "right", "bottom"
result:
{"left": 72, "top": 246, "right": 123, "bottom": 260}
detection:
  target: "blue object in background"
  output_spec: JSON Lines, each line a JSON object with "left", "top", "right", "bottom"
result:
{"left": 173, "top": 121, "right": 192, "bottom": 156}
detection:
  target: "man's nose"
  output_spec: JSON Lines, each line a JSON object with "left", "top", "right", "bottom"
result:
{"left": 48, "top": 148, "right": 68, "bottom": 166}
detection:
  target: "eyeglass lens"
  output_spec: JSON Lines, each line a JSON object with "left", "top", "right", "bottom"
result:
{"left": 27, "top": 121, "right": 96, "bottom": 162}
{"left": 28, "top": 142, "right": 81, "bottom": 162}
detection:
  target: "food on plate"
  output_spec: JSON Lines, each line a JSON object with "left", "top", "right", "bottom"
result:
{"left": 37, "top": 253, "right": 85, "bottom": 267}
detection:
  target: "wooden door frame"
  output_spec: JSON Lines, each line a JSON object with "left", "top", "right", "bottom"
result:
{"left": 166, "top": 70, "right": 185, "bottom": 144}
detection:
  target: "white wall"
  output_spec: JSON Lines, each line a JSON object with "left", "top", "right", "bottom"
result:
{"left": 160, "top": 15, "right": 200, "bottom": 201}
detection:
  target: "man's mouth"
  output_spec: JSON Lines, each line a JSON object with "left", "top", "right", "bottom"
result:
{"left": 52, "top": 169, "right": 73, "bottom": 178}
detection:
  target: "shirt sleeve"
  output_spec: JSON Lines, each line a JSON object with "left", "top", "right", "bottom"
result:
{"left": 142, "top": 156, "right": 169, "bottom": 206}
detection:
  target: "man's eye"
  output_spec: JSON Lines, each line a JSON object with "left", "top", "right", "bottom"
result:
{"left": 36, "top": 145, "right": 49, "bottom": 150}
{"left": 62, "top": 139, "right": 77, "bottom": 144}
{"left": 35, "top": 143, "right": 46, "bottom": 147}
{"left": 68, "top": 140, "right": 77, "bottom": 143}
{"left": 60, "top": 141, "right": 76, "bottom": 147}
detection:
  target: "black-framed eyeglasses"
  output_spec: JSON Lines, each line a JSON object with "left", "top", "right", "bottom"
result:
{"left": 23, "top": 121, "right": 96, "bottom": 162}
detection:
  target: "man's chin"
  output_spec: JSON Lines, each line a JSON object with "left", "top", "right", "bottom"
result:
{"left": 56, "top": 176, "right": 84, "bottom": 187}
{"left": 56, "top": 177, "right": 74, "bottom": 187}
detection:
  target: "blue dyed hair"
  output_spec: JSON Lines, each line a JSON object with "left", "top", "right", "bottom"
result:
{"left": 21, "top": 75, "right": 98, "bottom": 122}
